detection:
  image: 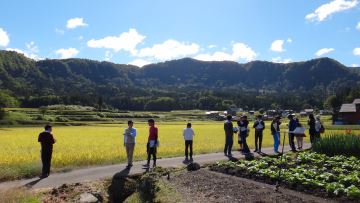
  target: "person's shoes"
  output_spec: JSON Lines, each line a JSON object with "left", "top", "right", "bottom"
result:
{"left": 39, "top": 174, "right": 48, "bottom": 179}
{"left": 254, "top": 149, "right": 258, "bottom": 152}
{"left": 228, "top": 153, "right": 233, "bottom": 157}
{"left": 258, "top": 150, "right": 262, "bottom": 153}
{"left": 153, "top": 163, "right": 156, "bottom": 168}
{"left": 126, "top": 164, "right": 132, "bottom": 169}
{"left": 274, "top": 150, "right": 280, "bottom": 154}
{"left": 142, "top": 164, "right": 150, "bottom": 168}
{"left": 224, "top": 153, "right": 228, "bottom": 156}
{"left": 190, "top": 158, "right": 193, "bottom": 162}
{"left": 291, "top": 149, "right": 297, "bottom": 152}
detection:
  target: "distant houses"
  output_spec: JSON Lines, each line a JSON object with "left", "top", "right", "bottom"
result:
{"left": 337, "top": 99, "right": 360, "bottom": 125}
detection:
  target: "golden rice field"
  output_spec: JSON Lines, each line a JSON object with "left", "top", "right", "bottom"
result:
{"left": 0, "top": 121, "right": 357, "bottom": 181}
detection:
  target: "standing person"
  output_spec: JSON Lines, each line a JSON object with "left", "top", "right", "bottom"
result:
{"left": 271, "top": 116, "right": 281, "bottom": 153}
{"left": 294, "top": 118, "right": 305, "bottom": 150}
{"left": 124, "top": 120, "right": 136, "bottom": 169}
{"left": 238, "top": 115, "right": 250, "bottom": 154}
{"left": 183, "top": 123, "right": 195, "bottom": 162}
{"left": 308, "top": 114, "right": 316, "bottom": 145}
{"left": 236, "top": 120, "right": 243, "bottom": 152}
{"left": 253, "top": 115, "right": 265, "bottom": 153}
{"left": 223, "top": 115, "right": 234, "bottom": 156}
{"left": 38, "top": 124, "right": 56, "bottom": 178}
{"left": 144, "top": 119, "right": 158, "bottom": 168}
{"left": 288, "top": 114, "right": 297, "bottom": 152}
{"left": 315, "top": 115, "right": 322, "bottom": 141}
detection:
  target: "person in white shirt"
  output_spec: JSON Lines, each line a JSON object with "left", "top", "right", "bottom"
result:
{"left": 124, "top": 120, "right": 136, "bottom": 169}
{"left": 183, "top": 123, "right": 195, "bottom": 162}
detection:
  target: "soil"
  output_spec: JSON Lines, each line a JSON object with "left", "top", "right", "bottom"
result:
{"left": 168, "top": 168, "right": 339, "bottom": 203}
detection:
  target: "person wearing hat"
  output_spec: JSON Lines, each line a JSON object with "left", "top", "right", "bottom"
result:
{"left": 223, "top": 115, "right": 234, "bottom": 156}
{"left": 38, "top": 124, "right": 56, "bottom": 178}
{"left": 287, "top": 114, "right": 297, "bottom": 152}
{"left": 271, "top": 116, "right": 281, "bottom": 153}
{"left": 238, "top": 115, "right": 250, "bottom": 154}
{"left": 124, "top": 120, "right": 137, "bottom": 169}
{"left": 253, "top": 115, "right": 265, "bottom": 153}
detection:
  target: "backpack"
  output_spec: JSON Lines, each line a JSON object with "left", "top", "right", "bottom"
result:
{"left": 319, "top": 123, "right": 325, "bottom": 134}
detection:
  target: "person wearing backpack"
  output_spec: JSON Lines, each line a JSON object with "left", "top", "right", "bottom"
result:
{"left": 253, "top": 115, "right": 265, "bottom": 153}
{"left": 315, "top": 115, "right": 323, "bottom": 141}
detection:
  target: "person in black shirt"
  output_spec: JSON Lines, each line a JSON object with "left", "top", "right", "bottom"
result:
{"left": 308, "top": 114, "right": 316, "bottom": 145}
{"left": 38, "top": 124, "right": 56, "bottom": 178}
{"left": 223, "top": 115, "right": 234, "bottom": 156}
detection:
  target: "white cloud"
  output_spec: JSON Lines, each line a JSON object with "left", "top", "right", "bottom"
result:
{"left": 104, "top": 51, "right": 113, "bottom": 61}
{"left": 87, "top": 28, "right": 145, "bottom": 54}
{"left": 55, "top": 48, "right": 79, "bottom": 59}
{"left": 194, "top": 42, "right": 257, "bottom": 62}
{"left": 55, "top": 28, "right": 65, "bottom": 34}
{"left": 78, "top": 36, "right": 84, "bottom": 40}
{"left": 6, "top": 48, "right": 40, "bottom": 60}
{"left": 305, "top": 0, "right": 358, "bottom": 22}
{"left": 270, "top": 40, "right": 285, "bottom": 52}
{"left": 26, "top": 41, "right": 39, "bottom": 53}
{"left": 208, "top": 44, "right": 216, "bottom": 49}
{"left": 351, "top": 64, "right": 359, "bottom": 67}
{"left": 272, "top": 57, "right": 292, "bottom": 64}
{"left": 315, "top": 48, "right": 335, "bottom": 56}
{"left": 128, "top": 59, "right": 152, "bottom": 67}
{"left": 0, "top": 28, "right": 10, "bottom": 47}
{"left": 354, "top": 48, "right": 360, "bottom": 56}
{"left": 137, "top": 39, "right": 200, "bottom": 60}
{"left": 357, "top": 22, "right": 360, "bottom": 30}
{"left": 287, "top": 38, "right": 292, "bottom": 43}
{"left": 66, "top": 17, "right": 88, "bottom": 29}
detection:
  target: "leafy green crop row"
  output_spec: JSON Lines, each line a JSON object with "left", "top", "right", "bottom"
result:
{"left": 212, "top": 152, "right": 360, "bottom": 199}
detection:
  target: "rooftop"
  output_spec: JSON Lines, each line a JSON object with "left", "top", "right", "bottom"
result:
{"left": 339, "top": 103, "right": 356, "bottom": 113}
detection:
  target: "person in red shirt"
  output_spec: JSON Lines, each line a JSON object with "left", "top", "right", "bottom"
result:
{"left": 144, "top": 119, "right": 158, "bottom": 168}
{"left": 38, "top": 124, "right": 56, "bottom": 178}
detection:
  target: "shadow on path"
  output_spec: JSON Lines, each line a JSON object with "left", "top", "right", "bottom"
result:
{"left": 108, "top": 167, "right": 137, "bottom": 202}
{"left": 23, "top": 178, "right": 42, "bottom": 189}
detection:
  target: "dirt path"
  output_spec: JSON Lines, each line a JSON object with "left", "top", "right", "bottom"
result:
{"left": 168, "top": 169, "right": 337, "bottom": 203}
{"left": 0, "top": 143, "right": 310, "bottom": 190}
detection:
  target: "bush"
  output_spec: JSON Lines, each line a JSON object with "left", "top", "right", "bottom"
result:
{"left": 0, "top": 108, "right": 5, "bottom": 120}
{"left": 312, "top": 134, "right": 360, "bottom": 158}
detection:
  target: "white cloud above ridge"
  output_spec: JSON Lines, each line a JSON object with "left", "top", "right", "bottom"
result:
{"left": 315, "top": 48, "right": 335, "bottom": 56}
{"left": 55, "top": 48, "right": 79, "bottom": 59}
{"left": 137, "top": 39, "right": 200, "bottom": 60}
{"left": 128, "top": 59, "right": 152, "bottom": 67}
{"left": 305, "top": 0, "right": 358, "bottom": 22}
{"left": 194, "top": 42, "right": 257, "bottom": 62}
{"left": 87, "top": 28, "right": 145, "bottom": 54}
{"left": 6, "top": 48, "right": 41, "bottom": 60}
{"left": 0, "top": 28, "right": 10, "bottom": 47}
{"left": 66, "top": 17, "right": 88, "bottom": 29}
{"left": 352, "top": 64, "right": 359, "bottom": 67}
{"left": 354, "top": 48, "right": 360, "bottom": 56}
{"left": 272, "top": 57, "right": 292, "bottom": 63}
{"left": 357, "top": 22, "right": 360, "bottom": 30}
{"left": 270, "top": 40, "right": 285, "bottom": 52}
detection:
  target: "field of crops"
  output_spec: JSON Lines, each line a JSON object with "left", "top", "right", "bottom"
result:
{"left": 0, "top": 121, "right": 358, "bottom": 181}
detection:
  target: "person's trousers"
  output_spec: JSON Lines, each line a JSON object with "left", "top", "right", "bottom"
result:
{"left": 224, "top": 135, "right": 233, "bottom": 155}
{"left": 254, "top": 130, "right": 263, "bottom": 151}
{"left": 289, "top": 133, "right": 296, "bottom": 150}
{"left": 125, "top": 143, "right": 135, "bottom": 165}
{"left": 272, "top": 132, "right": 280, "bottom": 152}
{"left": 241, "top": 132, "right": 250, "bottom": 153}
{"left": 41, "top": 147, "right": 53, "bottom": 175}
{"left": 185, "top": 140, "right": 193, "bottom": 158}
{"left": 147, "top": 143, "right": 157, "bottom": 165}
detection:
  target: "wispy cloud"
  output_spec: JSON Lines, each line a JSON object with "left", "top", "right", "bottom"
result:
{"left": 55, "top": 48, "right": 79, "bottom": 59}
{"left": 354, "top": 47, "right": 360, "bottom": 56}
{"left": 306, "top": 0, "right": 358, "bottom": 22}
{"left": 87, "top": 28, "right": 145, "bottom": 54}
{"left": 315, "top": 48, "right": 335, "bottom": 56}
{"left": 128, "top": 59, "right": 152, "bottom": 67}
{"left": 137, "top": 39, "right": 199, "bottom": 60}
{"left": 0, "top": 27, "right": 10, "bottom": 47}
{"left": 66, "top": 17, "right": 88, "bottom": 29}
{"left": 195, "top": 42, "right": 257, "bottom": 62}
{"left": 357, "top": 22, "right": 360, "bottom": 30}
{"left": 272, "top": 57, "right": 292, "bottom": 63}
{"left": 55, "top": 28, "right": 65, "bottom": 34}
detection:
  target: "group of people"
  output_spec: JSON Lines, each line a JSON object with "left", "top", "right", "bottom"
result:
{"left": 224, "top": 113, "right": 324, "bottom": 156}
{"left": 37, "top": 114, "right": 323, "bottom": 178}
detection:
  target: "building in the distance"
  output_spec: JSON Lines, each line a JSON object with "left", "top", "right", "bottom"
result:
{"left": 338, "top": 99, "right": 360, "bottom": 125}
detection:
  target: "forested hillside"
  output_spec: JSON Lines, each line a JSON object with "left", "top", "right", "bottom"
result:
{"left": 1, "top": 50, "right": 359, "bottom": 111}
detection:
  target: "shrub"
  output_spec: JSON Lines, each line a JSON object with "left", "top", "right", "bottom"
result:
{"left": 312, "top": 134, "right": 360, "bottom": 158}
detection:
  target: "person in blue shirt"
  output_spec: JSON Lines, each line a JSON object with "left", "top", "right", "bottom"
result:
{"left": 124, "top": 120, "right": 137, "bottom": 169}
{"left": 287, "top": 114, "right": 297, "bottom": 152}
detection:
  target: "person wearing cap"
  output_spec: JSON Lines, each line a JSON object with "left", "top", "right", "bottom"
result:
{"left": 271, "top": 116, "right": 281, "bottom": 153}
{"left": 223, "top": 115, "right": 234, "bottom": 156}
{"left": 288, "top": 114, "right": 298, "bottom": 152}
{"left": 144, "top": 119, "right": 158, "bottom": 168}
{"left": 38, "top": 124, "right": 56, "bottom": 178}
{"left": 238, "top": 115, "right": 250, "bottom": 154}
{"left": 253, "top": 115, "right": 265, "bottom": 153}
{"left": 124, "top": 120, "right": 137, "bottom": 169}
{"left": 183, "top": 123, "right": 195, "bottom": 162}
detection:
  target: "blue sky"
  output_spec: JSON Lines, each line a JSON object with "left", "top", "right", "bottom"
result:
{"left": 0, "top": 0, "right": 359, "bottom": 67}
